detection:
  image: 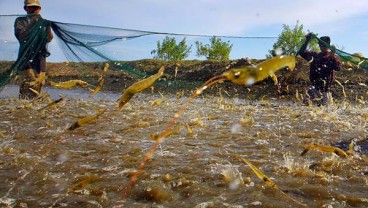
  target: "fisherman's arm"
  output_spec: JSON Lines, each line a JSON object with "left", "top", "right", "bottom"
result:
{"left": 14, "top": 19, "right": 27, "bottom": 41}
{"left": 331, "top": 55, "right": 341, "bottom": 71}
{"left": 329, "top": 46, "right": 341, "bottom": 71}
{"left": 297, "top": 33, "right": 312, "bottom": 60}
{"left": 46, "top": 21, "right": 54, "bottom": 42}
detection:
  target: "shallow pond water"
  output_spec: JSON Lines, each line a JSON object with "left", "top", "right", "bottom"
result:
{"left": 0, "top": 85, "right": 367, "bottom": 208}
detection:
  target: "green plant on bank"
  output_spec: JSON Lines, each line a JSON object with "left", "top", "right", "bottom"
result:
{"left": 151, "top": 36, "right": 192, "bottom": 61}
{"left": 267, "top": 21, "right": 319, "bottom": 58}
{"left": 195, "top": 36, "right": 233, "bottom": 61}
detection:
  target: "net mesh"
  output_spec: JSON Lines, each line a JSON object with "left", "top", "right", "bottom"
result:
{"left": 311, "top": 33, "right": 368, "bottom": 69}
{"left": 0, "top": 14, "right": 170, "bottom": 90}
{"left": 0, "top": 15, "right": 367, "bottom": 91}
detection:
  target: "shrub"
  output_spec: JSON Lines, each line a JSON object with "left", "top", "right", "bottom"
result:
{"left": 267, "top": 21, "right": 319, "bottom": 58}
{"left": 195, "top": 36, "right": 232, "bottom": 61}
{"left": 151, "top": 36, "right": 192, "bottom": 61}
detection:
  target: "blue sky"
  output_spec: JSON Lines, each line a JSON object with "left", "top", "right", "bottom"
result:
{"left": 1, "top": 0, "right": 368, "bottom": 62}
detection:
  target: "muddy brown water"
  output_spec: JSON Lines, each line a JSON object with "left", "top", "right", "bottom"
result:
{"left": 0, "top": 85, "right": 367, "bottom": 208}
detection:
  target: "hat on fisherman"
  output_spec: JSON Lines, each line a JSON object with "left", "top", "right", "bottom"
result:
{"left": 24, "top": 0, "right": 41, "bottom": 7}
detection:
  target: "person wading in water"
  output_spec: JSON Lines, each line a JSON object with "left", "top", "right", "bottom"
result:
{"left": 298, "top": 33, "right": 341, "bottom": 106}
{"left": 15, "top": 0, "right": 53, "bottom": 99}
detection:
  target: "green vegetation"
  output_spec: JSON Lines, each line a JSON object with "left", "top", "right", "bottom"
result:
{"left": 151, "top": 36, "right": 233, "bottom": 61}
{"left": 151, "top": 21, "right": 325, "bottom": 61}
{"left": 151, "top": 36, "right": 192, "bottom": 61}
{"left": 267, "top": 21, "right": 319, "bottom": 58}
{"left": 195, "top": 36, "right": 233, "bottom": 61}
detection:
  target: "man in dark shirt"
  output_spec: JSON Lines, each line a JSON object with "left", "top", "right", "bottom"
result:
{"left": 298, "top": 33, "right": 341, "bottom": 106}
{"left": 15, "top": 0, "right": 53, "bottom": 99}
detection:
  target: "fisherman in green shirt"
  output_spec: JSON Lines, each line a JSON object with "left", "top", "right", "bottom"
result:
{"left": 15, "top": 0, "right": 53, "bottom": 99}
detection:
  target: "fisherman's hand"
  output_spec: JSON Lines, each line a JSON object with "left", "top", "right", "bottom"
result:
{"left": 305, "top": 32, "right": 313, "bottom": 40}
{"left": 330, "top": 45, "right": 336, "bottom": 54}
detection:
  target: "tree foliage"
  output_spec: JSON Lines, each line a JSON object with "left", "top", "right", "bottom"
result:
{"left": 195, "top": 36, "right": 233, "bottom": 61}
{"left": 151, "top": 36, "right": 192, "bottom": 61}
{"left": 267, "top": 21, "right": 319, "bottom": 58}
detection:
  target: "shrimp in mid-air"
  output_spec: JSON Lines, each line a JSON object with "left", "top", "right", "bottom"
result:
{"left": 301, "top": 143, "right": 348, "bottom": 158}
{"left": 241, "top": 157, "right": 278, "bottom": 188}
{"left": 91, "top": 63, "right": 109, "bottom": 96}
{"left": 68, "top": 109, "right": 107, "bottom": 130}
{"left": 241, "top": 157, "right": 306, "bottom": 207}
{"left": 222, "top": 55, "right": 296, "bottom": 86}
{"left": 49, "top": 80, "right": 89, "bottom": 89}
{"left": 118, "top": 66, "right": 165, "bottom": 109}
{"left": 37, "top": 97, "right": 64, "bottom": 112}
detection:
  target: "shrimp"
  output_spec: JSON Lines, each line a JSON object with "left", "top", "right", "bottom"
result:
{"left": 150, "top": 125, "right": 181, "bottom": 141}
{"left": 29, "top": 74, "right": 47, "bottom": 87}
{"left": 335, "top": 79, "right": 347, "bottom": 97}
{"left": 241, "top": 157, "right": 307, "bottom": 207}
{"left": 90, "top": 77, "right": 104, "bottom": 96}
{"left": 102, "top": 62, "right": 109, "bottom": 73}
{"left": 68, "top": 109, "right": 107, "bottom": 130}
{"left": 29, "top": 87, "right": 41, "bottom": 96}
{"left": 90, "top": 63, "right": 109, "bottom": 96}
{"left": 301, "top": 143, "right": 348, "bottom": 158}
{"left": 118, "top": 66, "right": 165, "bottom": 109}
{"left": 222, "top": 55, "right": 296, "bottom": 86}
{"left": 37, "top": 97, "right": 64, "bottom": 112}
{"left": 49, "top": 80, "right": 89, "bottom": 89}
{"left": 241, "top": 157, "right": 278, "bottom": 188}
{"left": 346, "top": 139, "right": 356, "bottom": 156}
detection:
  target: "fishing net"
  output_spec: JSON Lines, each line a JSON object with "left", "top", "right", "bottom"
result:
{"left": 1, "top": 14, "right": 367, "bottom": 92}
{"left": 0, "top": 14, "right": 163, "bottom": 90}
{"left": 1, "top": 14, "right": 253, "bottom": 92}
{"left": 0, "top": 14, "right": 286, "bottom": 93}
{"left": 311, "top": 34, "right": 368, "bottom": 70}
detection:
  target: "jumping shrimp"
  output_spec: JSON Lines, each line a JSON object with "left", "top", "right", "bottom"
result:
{"left": 118, "top": 66, "right": 165, "bottom": 109}
{"left": 91, "top": 63, "right": 109, "bottom": 96}
{"left": 37, "top": 97, "right": 64, "bottom": 112}
{"left": 222, "top": 55, "right": 296, "bottom": 85}
{"left": 301, "top": 143, "right": 348, "bottom": 158}
{"left": 49, "top": 80, "right": 89, "bottom": 89}
{"left": 68, "top": 109, "right": 107, "bottom": 130}
{"left": 241, "top": 157, "right": 306, "bottom": 207}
